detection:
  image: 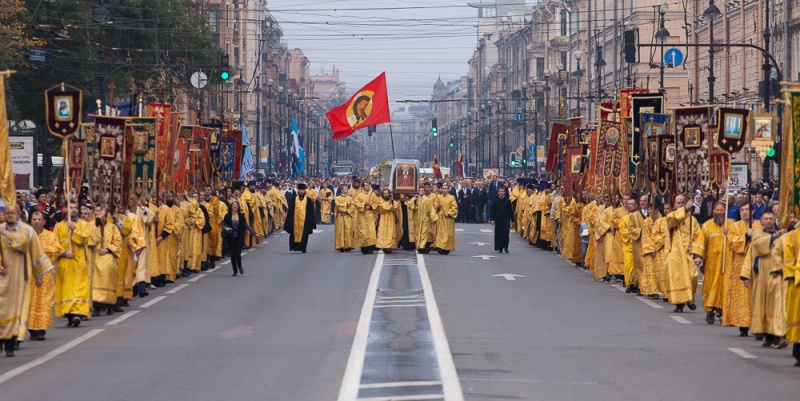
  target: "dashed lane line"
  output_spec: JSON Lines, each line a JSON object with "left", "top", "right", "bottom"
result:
{"left": 728, "top": 348, "right": 757, "bottom": 359}
{"left": 188, "top": 274, "right": 206, "bottom": 282}
{"left": 166, "top": 284, "right": 190, "bottom": 294}
{"left": 138, "top": 295, "right": 167, "bottom": 309}
{"left": 0, "top": 329, "right": 105, "bottom": 385}
{"left": 670, "top": 315, "right": 692, "bottom": 324}
{"left": 105, "top": 310, "right": 141, "bottom": 326}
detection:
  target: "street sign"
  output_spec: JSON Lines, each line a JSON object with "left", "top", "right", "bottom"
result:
{"left": 515, "top": 113, "right": 524, "bottom": 121}
{"left": 516, "top": 147, "right": 524, "bottom": 154}
{"left": 729, "top": 163, "right": 747, "bottom": 189}
{"left": 664, "top": 48, "right": 684, "bottom": 67}
{"left": 529, "top": 145, "right": 536, "bottom": 153}
{"left": 191, "top": 71, "right": 208, "bottom": 89}
{"left": 29, "top": 49, "right": 46, "bottom": 63}
{"left": 528, "top": 134, "right": 536, "bottom": 143}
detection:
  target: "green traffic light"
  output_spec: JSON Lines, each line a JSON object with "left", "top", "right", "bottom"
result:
{"left": 449, "top": 142, "right": 454, "bottom": 147}
{"left": 766, "top": 147, "right": 776, "bottom": 157}
{"left": 220, "top": 71, "right": 230, "bottom": 80}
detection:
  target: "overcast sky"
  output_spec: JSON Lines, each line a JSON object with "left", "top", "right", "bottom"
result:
{"left": 267, "top": 0, "right": 480, "bottom": 103}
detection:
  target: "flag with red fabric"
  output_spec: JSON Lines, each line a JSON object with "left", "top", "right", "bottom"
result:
{"left": 326, "top": 72, "right": 391, "bottom": 139}
{"left": 432, "top": 154, "right": 443, "bottom": 179}
{"left": 456, "top": 151, "right": 465, "bottom": 178}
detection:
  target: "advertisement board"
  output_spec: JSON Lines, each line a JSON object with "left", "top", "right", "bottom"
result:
{"left": 10, "top": 136, "right": 35, "bottom": 191}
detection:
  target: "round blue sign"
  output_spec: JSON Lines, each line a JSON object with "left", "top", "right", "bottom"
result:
{"left": 664, "top": 48, "right": 684, "bottom": 67}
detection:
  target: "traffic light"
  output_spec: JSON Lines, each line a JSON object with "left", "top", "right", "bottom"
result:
{"left": 509, "top": 152, "right": 518, "bottom": 166}
{"left": 219, "top": 53, "right": 231, "bottom": 81}
{"left": 521, "top": 149, "right": 528, "bottom": 165}
{"left": 432, "top": 118, "right": 438, "bottom": 137}
{"left": 449, "top": 141, "right": 454, "bottom": 148}
{"left": 766, "top": 145, "right": 780, "bottom": 161}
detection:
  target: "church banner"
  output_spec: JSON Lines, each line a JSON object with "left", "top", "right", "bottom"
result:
{"left": 147, "top": 103, "right": 171, "bottom": 170}
{"left": 125, "top": 119, "right": 158, "bottom": 200}
{"left": 674, "top": 106, "right": 712, "bottom": 195}
{"left": 546, "top": 122, "right": 570, "bottom": 174}
{"left": 45, "top": 84, "right": 82, "bottom": 139}
{"left": 564, "top": 146, "right": 583, "bottom": 199}
{"left": 708, "top": 126, "right": 730, "bottom": 188}
{"left": 717, "top": 107, "right": 750, "bottom": 154}
{"left": 594, "top": 120, "right": 624, "bottom": 194}
{"left": 67, "top": 138, "right": 85, "bottom": 195}
{"left": 92, "top": 116, "right": 126, "bottom": 210}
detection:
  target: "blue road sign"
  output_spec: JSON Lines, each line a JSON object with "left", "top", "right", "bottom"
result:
{"left": 528, "top": 145, "right": 536, "bottom": 153}
{"left": 515, "top": 113, "right": 524, "bottom": 121}
{"left": 29, "top": 48, "right": 46, "bottom": 63}
{"left": 664, "top": 48, "right": 684, "bottom": 67}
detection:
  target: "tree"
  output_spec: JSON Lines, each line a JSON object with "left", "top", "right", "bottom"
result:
{"left": 0, "top": 0, "right": 44, "bottom": 69}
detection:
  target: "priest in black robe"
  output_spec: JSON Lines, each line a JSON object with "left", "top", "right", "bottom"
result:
{"left": 490, "top": 186, "right": 513, "bottom": 253}
{"left": 285, "top": 183, "right": 317, "bottom": 253}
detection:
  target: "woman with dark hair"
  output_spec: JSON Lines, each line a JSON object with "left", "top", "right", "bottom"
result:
{"left": 221, "top": 199, "right": 260, "bottom": 276}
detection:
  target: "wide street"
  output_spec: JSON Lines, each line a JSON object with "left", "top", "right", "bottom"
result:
{"left": 0, "top": 224, "right": 797, "bottom": 400}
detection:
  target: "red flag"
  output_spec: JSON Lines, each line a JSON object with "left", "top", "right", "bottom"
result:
{"left": 432, "top": 154, "right": 443, "bottom": 180}
{"left": 456, "top": 151, "right": 464, "bottom": 178}
{"left": 326, "top": 72, "right": 391, "bottom": 139}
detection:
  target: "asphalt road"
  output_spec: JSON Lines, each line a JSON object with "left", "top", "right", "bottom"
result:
{"left": 0, "top": 224, "right": 796, "bottom": 401}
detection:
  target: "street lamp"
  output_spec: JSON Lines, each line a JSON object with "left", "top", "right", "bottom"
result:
{"left": 594, "top": 46, "right": 606, "bottom": 102}
{"left": 573, "top": 50, "right": 584, "bottom": 116}
{"left": 655, "top": 2, "right": 670, "bottom": 95}
{"left": 521, "top": 81, "right": 529, "bottom": 176}
{"left": 235, "top": 76, "right": 246, "bottom": 128}
{"left": 266, "top": 78, "right": 273, "bottom": 173}
{"left": 253, "top": 80, "right": 262, "bottom": 177}
{"left": 703, "top": 0, "right": 721, "bottom": 104}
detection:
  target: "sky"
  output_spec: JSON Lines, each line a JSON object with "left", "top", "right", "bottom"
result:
{"left": 266, "top": 0, "right": 480, "bottom": 103}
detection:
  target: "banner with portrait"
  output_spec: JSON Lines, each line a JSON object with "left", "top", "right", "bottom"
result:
{"left": 45, "top": 84, "right": 82, "bottom": 139}
{"left": 598, "top": 102, "right": 620, "bottom": 122}
{"left": 124, "top": 120, "right": 158, "bottom": 201}
{"left": 717, "top": 107, "right": 750, "bottom": 154}
{"left": 674, "top": 106, "right": 712, "bottom": 195}
{"left": 172, "top": 139, "right": 189, "bottom": 193}
{"left": 67, "top": 138, "right": 85, "bottom": 196}
{"left": 92, "top": 116, "right": 126, "bottom": 210}
{"left": 546, "top": 122, "right": 570, "bottom": 174}
{"left": 390, "top": 159, "right": 420, "bottom": 197}
{"left": 147, "top": 103, "right": 171, "bottom": 170}
{"left": 564, "top": 146, "right": 583, "bottom": 199}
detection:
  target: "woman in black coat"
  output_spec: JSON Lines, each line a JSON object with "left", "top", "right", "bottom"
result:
{"left": 221, "top": 199, "right": 260, "bottom": 276}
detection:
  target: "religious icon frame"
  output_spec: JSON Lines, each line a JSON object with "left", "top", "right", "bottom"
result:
{"left": 722, "top": 113, "right": 744, "bottom": 140}
{"left": 99, "top": 135, "right": 117, "bottom": 159}
{"left": 684, "top": 127, "right": 701, "bottom": 149}
{"left": 753, "top": 116, "right": 772, "bottom": 140}
{"left": 55, "top": 97, "right": 72, "bottom": 121}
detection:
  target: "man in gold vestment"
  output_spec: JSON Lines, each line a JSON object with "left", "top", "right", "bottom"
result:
{"left": 652, "top": 202, "right": 671, "bottom": 297}
{"left": 782, "top": 214, "right": 800, "bottom": 364}
{"left": 0, "top": 206, "right": 50, "bottom": 356}
{"left": 433, "top": 183, "right": 458, "bottom": 255}
{"left": 89, "top": 205, "right": 122, "bottom": 317}
{"left": 55, "top": 203, "right": 92, "bottom": 327}
{"left": 582, "top": 195, "right": 598, "bottom": 271}
{"left": 742, "top": 209, "right": 787, "bottom": 348}
{"left": 203, "top": 188, "right": 226, "bottom": 270}
{"left": 663, "top": 195, "right": 699, "bottom": 313}
{"left": 153, "top": 197, "right": 175, "bottom": 286}
{"left": 693, "top": 202, "right": 733, "bottom": 324}
{"left": 118, "top": 195, "right": 145, "bottom": 301}
{"left": 593, "top": 194, "right": 613, "bottom": 281}
{"left": 334, "top": 184, "right": 355, "bottom": 252}
{"left": 169, "top": 193, "right": 185, "bottom": 280}
{"left": 353, "top": 183, "right": 379, "bottom": 254}
{"left": 376, "top": 189, "right": 400, "bottom": 253}
{"left": 319, "top": 185, "right": 334, "bottom": 225}
{"left": 29, "top": 210, "right": 61, "bottom": 341}
{"left": 186, "top": 193, "right": 207, "bottom": 272}
{"left": 241, "top": 181, "right": 262, "bottom": 248}
{"left": 414, "top": 186, "right": 439, "bottom": 253}
{"left": 620, "top": 198, "right": 635, "bottom": 288}
{"left": 607, "top": 195, "right": 628, "bottom": 281}
{"left": 726, "top": 202, "right": 760, "bottom": 335}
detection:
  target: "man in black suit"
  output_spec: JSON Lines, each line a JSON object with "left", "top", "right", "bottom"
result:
{"left": 487, "top": 175, "right": 500, "bottom": 204}
{"left": 472, "top": 180, "right": 488, "bottom": 223}
{"left": 457, "top": 180, "right": 473, "bottom": 223}
{"left": 490, "top": 186, "right": 513, "bottom": 253}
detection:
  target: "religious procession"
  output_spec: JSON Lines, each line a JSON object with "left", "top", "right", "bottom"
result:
{"left": 498, "top": 86, "right": 800, "bottom": 368}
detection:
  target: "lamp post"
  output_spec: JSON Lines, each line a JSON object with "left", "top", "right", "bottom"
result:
{"left": 574, "top": 50, "right": 583, "bottom": 117}
{"left": 594, "top": 46, "right": 606, "bottom": 103}
{"left": 655, "top": 2, "right": 670, "bottom": 94}
{"left": 253, "top": 80, "right": 262, "bottom": 177}
{"left": 703, "top": 0, "right": 721, "bottom": 104}
{"left": 521, "top": 81, "right": 529, "bottom": 176}
{"left": 543, "top": 73, "right": 552, "bottom": 173}
{"left": 763, "top": 0, "right": 772, "bottom": 111}
{"left": 236, "top": 63, "right": 246, "bottom": 128}
{"left": 266, "top": 79, "right": 273, "bottom": 173}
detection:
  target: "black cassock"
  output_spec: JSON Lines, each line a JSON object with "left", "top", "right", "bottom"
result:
{"left": 489, "top": 196, "right": 513, "bottom": 251}
{"left": 284, "top": 195, "right": 317, "bottom": 252}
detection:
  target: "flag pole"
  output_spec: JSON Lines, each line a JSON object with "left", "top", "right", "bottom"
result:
{"left": 389, "top": 123, "right": 396, "bottom": 160}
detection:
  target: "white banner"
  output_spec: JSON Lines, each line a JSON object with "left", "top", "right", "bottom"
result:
{"left": 10, "top": 136, "right": 35, "bottom": 191}
{"left": 729, "top": 163, "right": 747, "bottom": 190}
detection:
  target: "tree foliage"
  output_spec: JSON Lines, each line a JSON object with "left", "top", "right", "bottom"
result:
{"left": 0, "top": 0, "right": 45, "bottom": 69}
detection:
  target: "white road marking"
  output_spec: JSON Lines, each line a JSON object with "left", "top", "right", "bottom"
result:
{"left": 469, "top": 242, "right": 489, "bottom": 246}
{"left": 492, "top": 274, "right": 526, "bottom": 281}
{"left": 313, "top": 229, "right": 323, "bottom": 233}
{"left": 473, "top": 255, "right": 497, "bottom": 261}
{"left": 138, "top": 295, "right": 167, "bottom": 309}
{"left": 670, "top": 315, "right": 692, "bottom": 324}
{"left": 357, "top": 395, "right": 445, "bottom": 401}
{"left": 480, "top": 229, "right": 493, "bottom": 233}
{"left": 373, "top": 304, "right": 426, "bottom": 308}
{"left": 728, "top": 348, "right": 757, "bottom": 359}
{"left": 337, "top": 253, "right": 385, "bottom": 401}
{"left": 359, "top": 381, "right": 442, "bottom": 389}
{"left": 417, "top": 253, "right": 464, "bottom": 400}
{"left": 166, "top": 284, "right": 189, "bottom": 294}
{"left": 635, "top": 297, "right": 664, "bottom": 309}
{"left": 188, "top": 274, "right": 206, "bottom": 282}
{"left": 0, "top": 329, "right": 105, "bottom": 385}
{"left": 242, "top": 252, "right": 249, "bottom": 256}
{"left": 455, "top": 228, "right": 464, "bottom": 232}
{"left": 221, "top": 260, "right": 231, "bottom": 265}
{"left": 105, "top": 310, "right": 141, "bottom": 326}
{"left": 611, "top": 284, "right": 627, "bottom": 292}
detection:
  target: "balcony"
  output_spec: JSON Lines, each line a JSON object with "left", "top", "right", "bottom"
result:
{"left": 549, "top": 36, "right": 569, "bottom": 48}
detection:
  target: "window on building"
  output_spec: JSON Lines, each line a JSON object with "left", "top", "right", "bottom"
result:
{"left": 480, "top": 7, "right": 496, "bottom": 18}
{"left": 560, "top": 9, "right": 567, "bottom": 36}
{"left": 536, "top": 58, "right": 545, "bottom": 80}
{"left": 209, "top": 7, "right": 219, "bottom": 33}
{"left": 561, "top": 52, "right": 568, "bottom": 69}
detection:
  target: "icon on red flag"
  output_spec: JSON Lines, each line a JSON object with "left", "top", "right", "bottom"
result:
{"left": 326, "top": 72, "right": 391, "bottom": 139}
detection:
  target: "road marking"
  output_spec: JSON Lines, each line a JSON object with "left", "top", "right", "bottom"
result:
{"left": 728, "top": 348, "right": 757, "bottom": 359}
{"left": 455, "top": 228, "right": 464, "bottom": 232}
{"left": 337, "top": 253, "right": 385, "bottom": 401}
{"left": 188, "top": 273, "right": 206, "bottom": 282}
{"left": 473, "top": 255, "right": 497, "bottom": 261}
{"left": 492, "top": 274, "right": 526, "bottom": 281}
{"left": 480, "top": 229, "right": 493, "bottom": 233}
{"left": 242, "top": 251, "right": 249, "bottom": 256}
{"left": 105, "top": 310, "right": 141, "bottom": 326}
{"left": 313, "top": 229, "right": 323, "bottom": 233}
{"left": 469, "top": 242, "right": 489, "bottom": 247}
{"left": 374, "top": 299, "right": 426, "bottom": 304}
{"left": 611, "top": 284, "right": 627, "bottom": 292}
{"left": 635, "top": 297, "right": 664, "bottom": 309}
{"left": 138, "top": 295, "right": 167, "bottom": 308}
{"left": 0, "top": 329, "right": 104, "bottom": 385}
{"left": 373, "top": 304, "right": 426, "bottom": 308}
{"left": 357, "top": 395, "right": 445, "bottom": 401}
{"left": 359, "top": 381, "right": 442, "bottom": 389}
{"left": 670, "top": 315, "right": 692, "bottom": 324}
{"left": 417, "top": 253, "right": 464, "bottom": 400}
{"left": 166, "top": 284, "right": 189, "bottom": 294}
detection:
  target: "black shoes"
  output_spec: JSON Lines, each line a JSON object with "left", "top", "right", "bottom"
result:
{"left": 706, "top": 311, "right": 715, "bottom": 325}
{"left": 239, "top": 267, "right": 244, "bottom": 275}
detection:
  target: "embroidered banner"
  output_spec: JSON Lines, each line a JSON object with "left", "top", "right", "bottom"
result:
{"left": 708, "top": 126, "right": 730, "bottom": 188}
{"left": 92, "top": 116, "right": 126, "bottom": 210}
{"left": 82, "top": 123, "right": 95, "bottom": 186}
{"left": 172, "top": 139, "right": 189, "bottom": 193}
{"left": 147, "top": 103, "right": 171, "bottom": 170}
{"left": 717, "top": 107, "right": 750, "bottom": 154}
{"left": 67, "top": 138, "right": 85, "bottom": 195}
{"left": 598, "top": 102, "right": 620, "bottom": 122}
{"left": 45, "top": 84, "right": 82, "bottom": 139}
{"left": 620, "top": 89, "right": 648, "bottom": 120}
{"left": 674, "top": 106, "right": 712, "bottom": 195}
{"left": 546, "top": 122, "right": 570, "bottom": 174}
{"left": 125, "top": 119, "right": 158, "bottom": 201}
{"left": 564, "top": 146, "right": 583, "bottom": 199}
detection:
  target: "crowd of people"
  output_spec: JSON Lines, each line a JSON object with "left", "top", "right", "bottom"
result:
{"left": 2, "top": 172, "right": 796, "bottom": 369}
{"left": 504, "top": 177, "right": 799, "bottom": 366}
